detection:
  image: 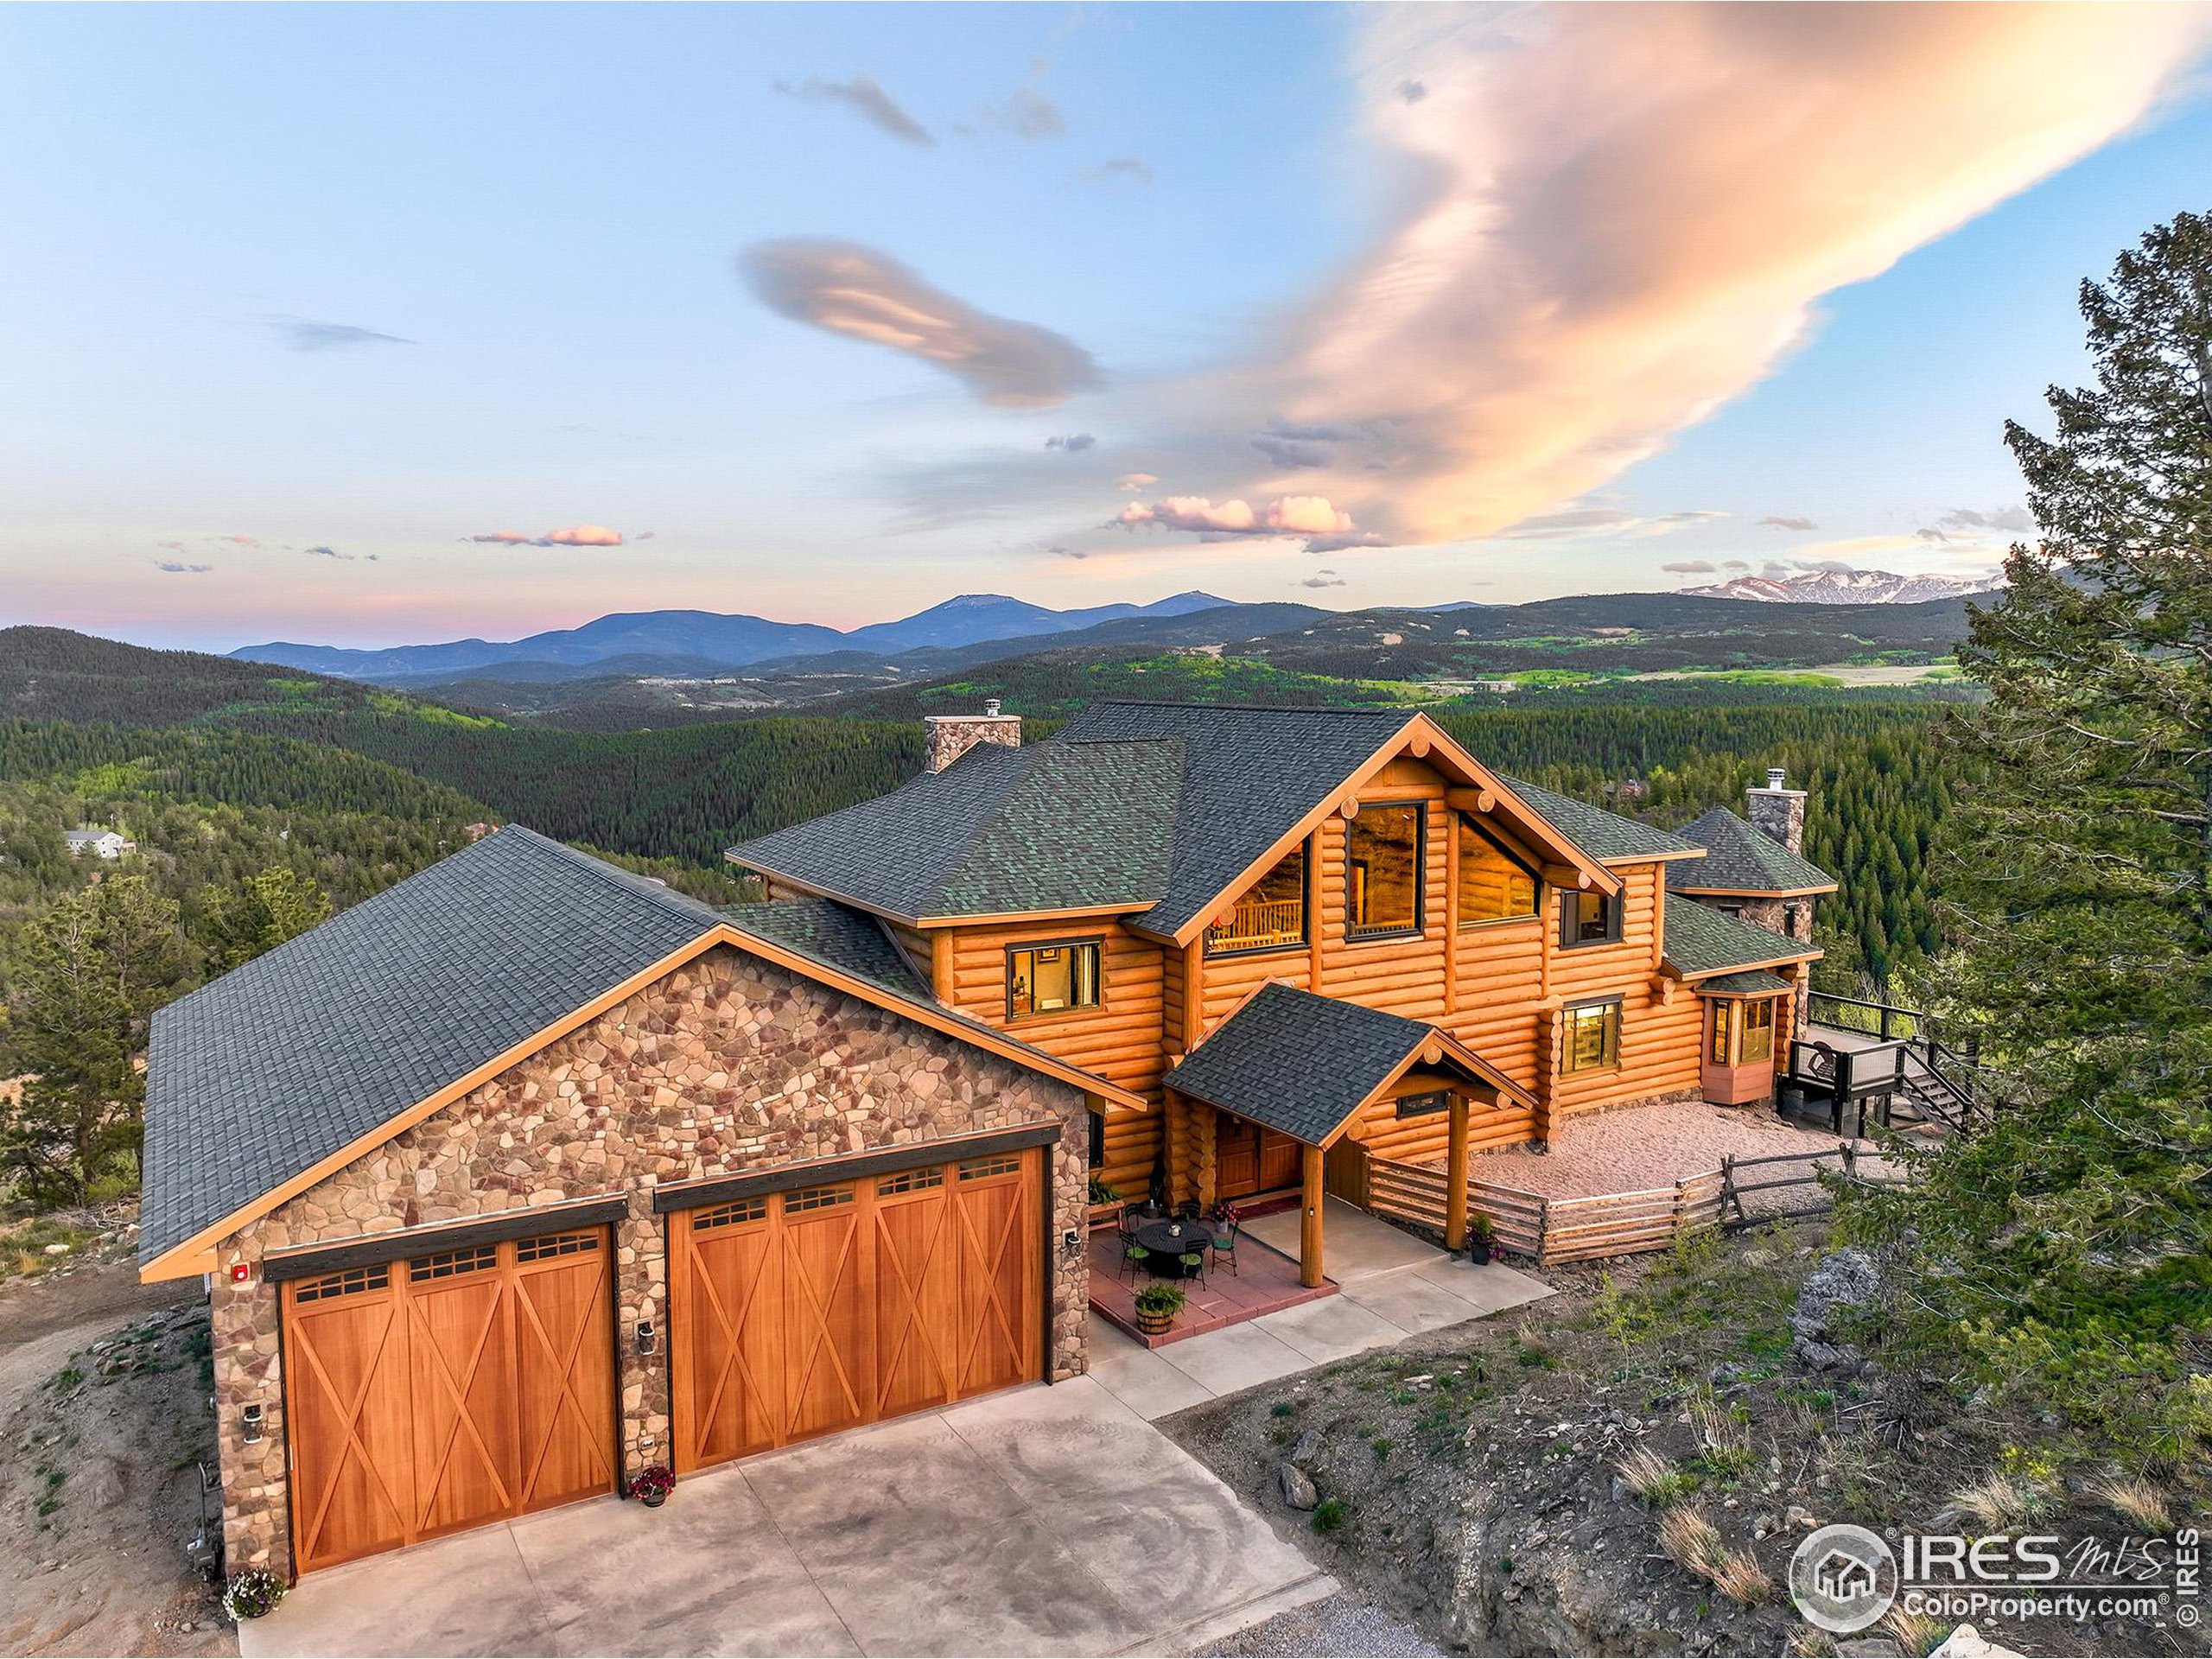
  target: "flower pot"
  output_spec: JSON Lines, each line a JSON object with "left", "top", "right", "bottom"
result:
{"left": 1469, "top": 1242, "right": 1493, "bottom": 1266}
{"left": 1134, "top": 1305, "right": 1177, "bottom": 1336}
{"left": 639, "top": 1490, "right": 666, "bottom": 1510}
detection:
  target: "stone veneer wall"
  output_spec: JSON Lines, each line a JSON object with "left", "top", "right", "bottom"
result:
{"left": 207, "top": 943, "right": 1090, "bottom": 1580}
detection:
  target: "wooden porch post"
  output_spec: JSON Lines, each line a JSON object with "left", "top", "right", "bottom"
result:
{"left": 1300, "top": 1143, "right": 1325, "bottom": 1288}
{"left": 1444, "top": 1093, "right": 1471, "bottom": 1252}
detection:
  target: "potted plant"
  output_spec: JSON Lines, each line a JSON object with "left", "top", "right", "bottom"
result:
{"left": 1132, "top": 1281, "right": 1186, "bottom": 1336}
{"left": 221, "top": 1567, "right": 288, "bottom": 1623}
{"left": 630, "top": 1465, "right": 676, "bottom": 1509}
{"left": 1088, "top": 1173, "right": 1120, "bottom": 1219}
{"left": 1466, "top": 1211, "right": 1497, "bottom": 1266}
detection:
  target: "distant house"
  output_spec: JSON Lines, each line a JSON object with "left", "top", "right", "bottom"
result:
{"left": 65, "top": 827, "right": 133, "bottom": 860}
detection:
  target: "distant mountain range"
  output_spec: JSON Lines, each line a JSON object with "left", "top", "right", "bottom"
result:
{"left": 232, "top": 590, "right": 1239, "bottom": 681}
{"left": 1680, "top": 568, "right": 1999, "bottom": 605}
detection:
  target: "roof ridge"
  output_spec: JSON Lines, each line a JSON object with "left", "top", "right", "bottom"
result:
{"left": 497, "top": 825, "right": 724, "bottom": 931}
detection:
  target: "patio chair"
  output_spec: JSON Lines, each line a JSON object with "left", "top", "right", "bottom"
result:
{"left": 1208, "top": 1217, "right": 1240, "bottom": 1277}
{"left": 1174, "top": 1199, "right": 1202, "bottom": 1220}
{"left": 1179, "top": 1249, "right": 1208, "bottom": 1287}
{"left": 1121, "top": 1242, "right": 1151, "bottom": 1283}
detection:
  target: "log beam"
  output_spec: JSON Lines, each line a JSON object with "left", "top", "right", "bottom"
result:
{"left": 1301, "top": 1144, "right": 1326, "bottom": 1288}
{"left": 1445, "top": 1094, "right": 1471, "bottom": 1253}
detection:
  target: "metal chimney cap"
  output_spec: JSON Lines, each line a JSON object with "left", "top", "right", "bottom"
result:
{"left": 984, "top": 698, "right": 1002, "bottom": 717}
{"left": 1765, "top": 766, "right": 1787, "bottom": 791}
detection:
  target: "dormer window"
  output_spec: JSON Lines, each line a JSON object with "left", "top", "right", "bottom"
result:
{"left": 1560, "top": 889, "right": 1623, "bottom": 948}
{"left": 1007, "top": 940, "right": 1102, "bottom": 1018}
{"left": 1347, "top": 804, "right": 1424, "bottom": 940}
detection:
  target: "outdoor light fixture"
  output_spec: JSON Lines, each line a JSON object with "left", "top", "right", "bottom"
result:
{"left": 635, "top": 1319, "right": 657, "bottom": 1357}
{"left": 1061, "top": 1229, "right": 1081, "bottom": 1262}
{"left": 239, "top": 1402, "right": 264, "bottom": 1445}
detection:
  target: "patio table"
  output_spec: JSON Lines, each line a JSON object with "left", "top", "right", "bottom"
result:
{"left": 1134, "top": 1217, "right": 1213, "bottom": 1276}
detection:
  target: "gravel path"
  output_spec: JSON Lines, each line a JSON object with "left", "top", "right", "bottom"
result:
{"left": 1461, "top": 1098, "right": 1896, "bottom": 1214}
{"left": 1187, "top": 1592, "right": 1442, "bottom": 1658}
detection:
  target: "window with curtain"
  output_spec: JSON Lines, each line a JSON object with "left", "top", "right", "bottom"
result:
{"left": 1561, "top": 1000, "right": 1621, "bottom": 1072}
{"left": 1709, "top": 1000, "right": 1736, "bottom": 1064}
{"left": 1347, "top": 803, "right": 1424, "bottom": 938}
{"left": 1007, "top": 940, "right": 1102, "bottom": 1018}
{"left": 1457, "top": 817, "right": 1540, "bottom": 925}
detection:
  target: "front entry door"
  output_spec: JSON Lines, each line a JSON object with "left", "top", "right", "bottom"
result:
{"left": 1215, "top": 1116, "right": 1304, "bottom": 1200}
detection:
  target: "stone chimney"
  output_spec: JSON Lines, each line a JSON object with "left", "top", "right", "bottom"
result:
{"left": 924, "top": 699, "right": 1022, "bottom": 773}
{"left": 1745, "top": 765, "right": 1807, "bottom": 855}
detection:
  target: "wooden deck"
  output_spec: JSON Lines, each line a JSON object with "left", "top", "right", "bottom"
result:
{"left": 1085, "top": 1224, "right": 1335, "bottom": 1349}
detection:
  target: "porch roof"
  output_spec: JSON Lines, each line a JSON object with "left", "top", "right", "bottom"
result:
{"left": 1163, "top": 982, "right": 1530, "bottom": 1146}
{"left": 1694, "top": 969, "right": 1796, "bottom": 997}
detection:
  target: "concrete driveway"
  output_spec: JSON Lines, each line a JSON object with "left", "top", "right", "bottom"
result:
{"left": 238, "top": 1377, "right": 1334, "bottom": 1658}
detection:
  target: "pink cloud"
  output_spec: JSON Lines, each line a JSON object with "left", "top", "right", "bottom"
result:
{"left": 1113, "top": 493, "right": 1371, "bottom": 554}
{"left": 466, "top": 525, "right": 626, "bottom": 548}
{"left": 1116, "top": 473, "right": 1157, "bottom": 491}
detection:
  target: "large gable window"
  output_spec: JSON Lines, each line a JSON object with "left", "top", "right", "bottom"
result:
{"left": 1457, "top": 817, "right": 1540, "bottom": 925}
{"left": 1008, "top": 940, "right": 1102, "bottom": 1019}
{"left": 1347, "top": 803, "right": 1425, "bottom": 940}
{"left": 1206, "top": 844, "right": 1308, "bottom": 956}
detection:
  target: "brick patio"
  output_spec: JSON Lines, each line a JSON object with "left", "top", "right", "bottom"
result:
{"left": 1086, "top": 1223, "right": 1334, "bottom": 1349}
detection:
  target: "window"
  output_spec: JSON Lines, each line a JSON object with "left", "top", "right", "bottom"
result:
{"left": 958, "top": 1154, "right": 1023, "bottom": 1180}
{"left": 1347, "top": 804, "right": 1424, "bottom": 939}
{"left": 1457, "top": 817, "right": 1540, "bottom": 925}
{"left": 1710, "top": 1000, "right": 1736, "bottom": 1065}
{"left": 514, "top": 1230, "right": 599, "bottom": 1264}
{"left": 785, "top": 1184, "right": 854, "bottom": 1212}
{"left": 1007, "top": 939, "right": 1102, "bottom": 1018}
{"left": 1739, "top": 998, "right": 1777, "bottom": 1065}
{"left": 1088, "top": 1109, "right": 1106, "bottom": 1168}
{"left": 1561, "top": 1001, "right": 1621, "bottom": 1073}
{"left": 1206, "top": 844, "right": 1307, "bottom": 955}
{"left": 410, "top": 1243, "right": 499, "bottom": 1281}
{"left": 293, "top": 1264, "right": 385, "bottom": 1302}
{"left": 1395, "top": 1090, "right": 1451, "bottom": 1120}
{"left": 1560, "top": 890, "right": 1622, "bottom": 948}
{"left": 693, "top": 1196, "right": 768, "bottom": 1231}
{"left": 876, "top": 1166, "right": 944, "bottom": 1196}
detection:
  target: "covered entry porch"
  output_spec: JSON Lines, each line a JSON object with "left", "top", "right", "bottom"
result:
{"left": 1158, "top": 982, "right": 1536, "bottom": 1289}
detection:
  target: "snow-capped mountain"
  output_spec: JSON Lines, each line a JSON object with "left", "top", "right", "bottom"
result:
{"left": 1680, "top": 569, "right": 2001, "bottom": 605}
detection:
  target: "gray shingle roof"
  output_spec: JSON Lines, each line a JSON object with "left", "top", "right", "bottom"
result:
{"left": 1495, "top": 778, "right": 1703, "bottom": 863}
{"left": 1668, "top": 808, "right": 1837, "bottom": 895}
{"left": 731, "top": 735, "right": 1182, "bottom": 921}
{"left": 732, "top": 702, "right": 1419, "bottom": 938}
{"left": 1662, "top": 893, "right": 1815, "bottom": 977}
{"left": 141, "top": 828, "right": 723, "bottom": 1264}
{"left": 1053, "top": 703, "right": 1417, "bottom": 939}
{"left": 1694, "top": 969, "right": 1797, "bottom": 996}
{"left": 1163, "top": 983, "right": 1435, "bottom": 1144}
{"left": 718, "top": 898, "right": 931, "bottom": 1001}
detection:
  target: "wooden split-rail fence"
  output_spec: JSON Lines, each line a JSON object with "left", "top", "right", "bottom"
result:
{"left": 1365, "top": 1141, "right": 1891, "bottom": 1268}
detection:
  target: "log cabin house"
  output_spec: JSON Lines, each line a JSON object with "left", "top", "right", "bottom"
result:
{"left": 137, "top": 698, "right": 1830, "bottom": 1582}
{"left": 734, "top": 701, "right": 1834, "bottom": 1281}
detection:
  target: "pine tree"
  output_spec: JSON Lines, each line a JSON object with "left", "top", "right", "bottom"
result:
{"left": 199, "top": 866, "right": 334, "bottom": 972}
{"left": 1, "top": 874, "right": 186, "bottom": 1205}
{"left": 1854, "top": 212, "right": 2212, "bottom": 1460}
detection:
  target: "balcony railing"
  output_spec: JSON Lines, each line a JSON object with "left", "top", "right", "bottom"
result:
{"left": 1205, "top": 896, "right": 1305, "bottom": 953}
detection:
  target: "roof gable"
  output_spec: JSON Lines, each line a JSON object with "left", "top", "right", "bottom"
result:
{"left": 1669, "top": 808, "right": 1837, "bottom": 895}
{"left": 1163, "top": 982, "right": 1529, "bottom": 1144}
{"left": 141, "top": 828, "right": 723, "bottom": 1266}
{"left": 1495, "top": 778, "right": 1703, "bottom": 863}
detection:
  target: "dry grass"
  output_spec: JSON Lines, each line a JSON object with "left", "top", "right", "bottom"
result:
{"left": 1658, "top": 1505, "right": 1772, "bottom": 1606}
{"left": 2088, "top": 1473, "right": 2172, "bottom": 1532}
{"left": 1616, "top": 1444, "right": 1698, "bottom": 1505}
{"left": 1691, "top": 1395, "right": 1758, "bottom": 1476}
{"left": 1941, "top": 1471, "right": 2058, "bottom": 1531}
{"left": 1881, "top": 1605, "right": 1948, "bottom": 1657}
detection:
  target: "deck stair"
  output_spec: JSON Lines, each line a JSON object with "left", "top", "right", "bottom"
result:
{"left": 1783, "top": 993, "right": 2012, "bottom": 1136}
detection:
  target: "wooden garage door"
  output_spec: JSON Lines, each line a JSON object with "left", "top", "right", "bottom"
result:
{"left": 671, "top": 1146, "right": 1041, "bottom": 1473}
{"left": 280, "top": 1225, "right": 616, "bottom": 1573}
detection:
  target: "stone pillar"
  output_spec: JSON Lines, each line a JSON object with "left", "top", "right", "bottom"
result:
{"left": 1048, "top": 1109, "right": 1090, "bottom": 1382}
{"left": 1745, "top": 767, "right": 1808, "bottom": 855}
{"left": 924, "top": 703, "right": 1022, "bottom": 772}
{"left": 209, "top": 1255, "right": 290, "bottom": 1580}
{"left": 615, "top": 1192, "right": 669, "bottom": 1484}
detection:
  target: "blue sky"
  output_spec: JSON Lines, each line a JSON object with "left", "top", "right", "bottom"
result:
{"left": 2, "top": 3, "right": 2207, "bottom": 651}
